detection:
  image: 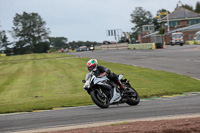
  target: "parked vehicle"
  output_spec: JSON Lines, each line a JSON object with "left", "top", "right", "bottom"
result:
{"left": 170, "top": 32, "right": 184, "bottom": 46}
{"left": 76, "top": 46, "right": 89, "bottom": 52}
{"left": 194, "top": 31, "right": 200, "bottom": 41}
{"left": 82, "top": 72, "right": 140, "bottom": 108}
{"left": 103, "top": 41, "right": 111, "bottom": 44}
{"left": 89, "top": 45, "right": 94, "bottom": 51}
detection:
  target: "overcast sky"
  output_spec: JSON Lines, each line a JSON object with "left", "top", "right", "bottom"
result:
{"left": 0, "top": 0, "right": 198, "bottom": 42}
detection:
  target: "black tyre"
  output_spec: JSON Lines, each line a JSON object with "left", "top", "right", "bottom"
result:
{"left": 126, "top": 88, "right": 140, "bottom": 106}
{"left": 90, "top": 90, "right": 110, "bottom": 108}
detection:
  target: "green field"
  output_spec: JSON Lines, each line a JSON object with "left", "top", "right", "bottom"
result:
{"left": 0, "top": 53, "right": 74, "bottom": 61}
{"left": 0, "top": 53, "right": 200, "bottom": 113}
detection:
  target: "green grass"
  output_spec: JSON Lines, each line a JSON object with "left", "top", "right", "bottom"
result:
{"left": 0, "top": 53, "right": 74, "bottom": 61}
{"left": 0, "top": 53, "right": 200, "bottom": 113}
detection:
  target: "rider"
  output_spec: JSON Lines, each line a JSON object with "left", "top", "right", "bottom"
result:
{"left": 86, "top": 59, "right": 127, "bottom": 91}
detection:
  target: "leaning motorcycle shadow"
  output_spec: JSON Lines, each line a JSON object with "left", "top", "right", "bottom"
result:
{"left": 89, "top": 103, "right": 141, "bottom": 110}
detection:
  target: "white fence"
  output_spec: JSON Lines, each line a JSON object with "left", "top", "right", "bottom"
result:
{"left": 95, "top": 43, "right": 156, "bottom": 50}
{"left": 101, "top": 43, "right": 128, "bottom": 50}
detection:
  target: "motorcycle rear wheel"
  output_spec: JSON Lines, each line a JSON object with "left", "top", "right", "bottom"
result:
{"left": 90, "top": 90, "right": 110, "bottom": 108}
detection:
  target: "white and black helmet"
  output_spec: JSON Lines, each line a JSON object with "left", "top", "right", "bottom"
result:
{"left": 87, "top": 59, "right": 98, "bottom": 72}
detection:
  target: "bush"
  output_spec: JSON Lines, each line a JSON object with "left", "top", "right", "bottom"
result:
{"left": 159, "top": 28, "right": 165, "bottom": 34}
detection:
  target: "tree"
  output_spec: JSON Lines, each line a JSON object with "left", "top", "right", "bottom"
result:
{"left": 130, "top": 7, "right": 153, "bottom": 30}
{"left": 130, "top": 7, "right": 153, "bottom": 39}
{"left": 11, "top": 12, "right": 50, "bottom": 54}
{"left": 33, "top": 42, "right": 50, "bottom": 53}
{"left": 48, "top": 37, "right": 68, "bottom": 50}
{"left": 0, "top": 24, "right": 3, "bottom": 49}
{"left": 0, "top": 30, "right": 11, "bottom": 54}
{"left": 195, "top": 2, "right": 200, "bottom": 13}
{"left": 68, "top": 41, "right": 76, "bottom": 50}
{"left": 67, "top": 41, "right": 98, "bottom": 51}
{"left": 0, "top": 30, "right": 3, "bottom": 49}
{"left": 182, "top": 4, "right": 193, "bottom": 11}
{"left": 154, "top": 9, "right": 170, "bottom": 31}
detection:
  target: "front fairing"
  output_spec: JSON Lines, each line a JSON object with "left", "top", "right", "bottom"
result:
{"left": 118, "top": 74, "right": 124, "bottom": 81}
{"left": 84, "top": 72, "right": 110, "bottom": 90}
{"left": 94, "top": 76, "right": 109, "bottom": 85}
{"left": 84, "top": 72, "right": 94, "bottom": 89}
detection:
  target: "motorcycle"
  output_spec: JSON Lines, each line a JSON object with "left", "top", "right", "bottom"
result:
{"left": 82, "top": 72, "right": 140, "bottom": 108}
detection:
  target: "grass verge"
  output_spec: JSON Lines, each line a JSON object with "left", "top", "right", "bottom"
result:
{"left": 0, "top": 53, "right": 74, "bottom": 61}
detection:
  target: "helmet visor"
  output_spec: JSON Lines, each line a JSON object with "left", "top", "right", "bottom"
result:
{"left": 88, "top": 66, "right": 96, "bottom": 72}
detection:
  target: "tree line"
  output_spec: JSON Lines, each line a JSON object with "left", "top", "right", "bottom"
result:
{"left": 0, "top": 12, "right": 99, "bottom": 55}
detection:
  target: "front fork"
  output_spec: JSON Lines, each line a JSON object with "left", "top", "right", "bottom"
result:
{"left": 96, "top": 87, "right": 104, "bottom": 97}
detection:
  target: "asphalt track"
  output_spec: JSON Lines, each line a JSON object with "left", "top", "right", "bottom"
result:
{"left": 70, "top": 45, "right": 200, "bottom": 80}
{"left": 0, "top": 93, "right": 200, "bottom": 133}
{"left": 0, "top": 45, "right": 200, "bottom": 132}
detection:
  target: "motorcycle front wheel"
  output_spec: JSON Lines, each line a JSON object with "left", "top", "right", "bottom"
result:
{"left": 90, "top": 90, "right": 110, "bottom": 108}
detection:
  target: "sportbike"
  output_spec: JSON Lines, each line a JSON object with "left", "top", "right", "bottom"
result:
{"left": 82, "top": 72, "right": 140, "bottom": 108}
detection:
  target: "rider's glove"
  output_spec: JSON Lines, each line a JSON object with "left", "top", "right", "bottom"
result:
{"left": 100, "top": 72, "right": 107, "bottom": 76}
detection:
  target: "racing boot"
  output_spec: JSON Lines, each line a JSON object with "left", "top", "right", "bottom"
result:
{"left": 116, "top": 81, "right": 128, "bottom": 93}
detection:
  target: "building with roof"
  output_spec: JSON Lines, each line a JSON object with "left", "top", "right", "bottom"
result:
{"left": 139, "top": 1, "right": 200, "bottom": 45}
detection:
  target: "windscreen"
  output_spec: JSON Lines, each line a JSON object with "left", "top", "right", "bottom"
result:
{"left": 172, "top": 34, "right": 183, "bottom": 39}
{"left": 85, "top": 72, "right": 92, "bottom": 81}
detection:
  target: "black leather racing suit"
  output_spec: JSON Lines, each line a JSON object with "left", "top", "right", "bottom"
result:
{"left": 93, "top": 65, "right": 119, "bottom": 83}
